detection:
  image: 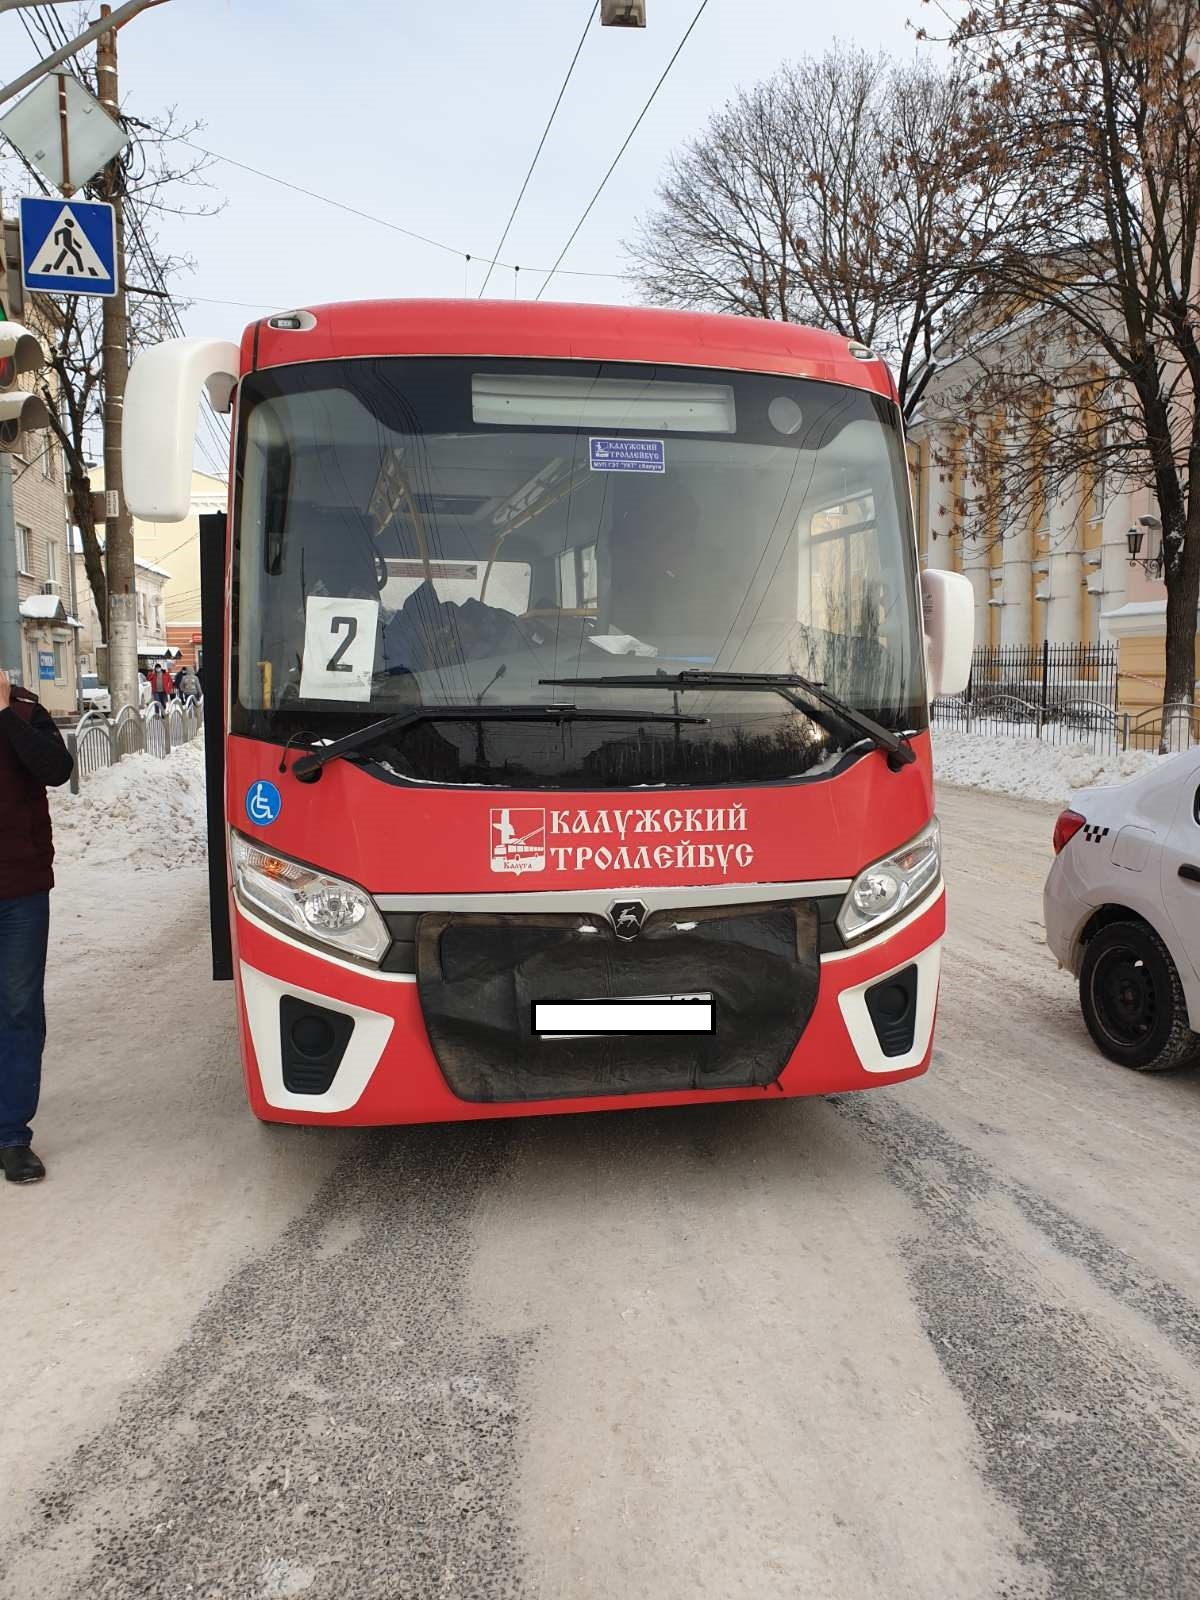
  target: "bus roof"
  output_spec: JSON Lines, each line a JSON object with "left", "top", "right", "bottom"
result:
{"left": 242, "top": 299, "right": 898, "bottom": 403}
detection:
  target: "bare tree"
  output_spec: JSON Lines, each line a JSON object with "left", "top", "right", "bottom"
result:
{"left": 628, "top": 45, "right": 1016, "bottom": 417}
{"left": 932, "top": 0, "right": 1200, "bottom": 725}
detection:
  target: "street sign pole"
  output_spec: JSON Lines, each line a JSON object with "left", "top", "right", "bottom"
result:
{"left": 95, "top": 4, "right": 138, "bottom": 718}
{"left": 0, "top": 287, "right": 22, "bottom": 681}
{"left": 0, "top": 452, "right": 21, "bottom": 684}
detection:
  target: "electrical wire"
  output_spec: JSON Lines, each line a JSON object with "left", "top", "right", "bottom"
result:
{"left": 173, "top": 137, "right": 627, "bottom": 283}
{"left": 536, "top": 0, "right": 711, "bottom": 300}
{"left": 477, "top": 0, "right": 598, "bottom": 297}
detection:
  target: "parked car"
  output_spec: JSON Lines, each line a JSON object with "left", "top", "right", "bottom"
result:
{"left": 1044, "top": 747, "right": 1200, "bottom": 1072}
{"left": 79, "top": 672, "right": 110, "bottom": 714}
{"left": 80, "top": 672, "right": 153, "bottom": 713}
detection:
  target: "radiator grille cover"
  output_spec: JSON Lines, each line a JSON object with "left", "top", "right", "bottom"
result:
{"left": 415, "top": 900, "right": 820, "bottom": 1103}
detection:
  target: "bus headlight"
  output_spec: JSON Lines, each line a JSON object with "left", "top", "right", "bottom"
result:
{"left": 836, "top": 820, "right": 941, "bottom": 943}
{"left": 230, "top": 833, "right": 390, "bottom": 964}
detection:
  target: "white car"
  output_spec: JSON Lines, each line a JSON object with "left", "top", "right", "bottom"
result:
{"left": 79, "top": 672, "right": 152, "bottom": 713}
{"left": 79, "top": 672, "right": 110, "bottom": 713}
{"left": 1044, "top": 747, "right": 1200, "bottom": 1072}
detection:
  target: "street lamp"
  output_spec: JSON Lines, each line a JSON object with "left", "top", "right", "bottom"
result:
{"left": 1126, "top": 514, "right": 1164, "bottom": 578}
{"left": 601, "top": 1, "right": 647, "bottom": 24}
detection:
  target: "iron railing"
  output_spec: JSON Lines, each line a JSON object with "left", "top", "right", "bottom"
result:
{"left": 931, "top": 642, "right": 1199, "bottom": 753}
{"left": 64, "top": 696, "right": 204, "bottom": 793}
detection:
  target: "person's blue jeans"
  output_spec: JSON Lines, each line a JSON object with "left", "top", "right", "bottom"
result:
{"left": 0, "top": 892, "right": 50, "bottom": 1148}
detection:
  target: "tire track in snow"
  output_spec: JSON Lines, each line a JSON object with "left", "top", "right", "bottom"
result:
{"left": 0, "top": 1127, "right": 534, "bottom": 1600}
{"left": 834, "top": 1091, "right": 1200, "bottom": 1600}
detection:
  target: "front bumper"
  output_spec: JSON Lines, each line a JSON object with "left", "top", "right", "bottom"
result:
{"left": 231, "top": 886, "right": 946, "bottom": 1125}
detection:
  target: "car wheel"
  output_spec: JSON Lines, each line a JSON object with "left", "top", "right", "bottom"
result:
{"left": 1079, "top": 919, "right": 1200, "bottom": 1072}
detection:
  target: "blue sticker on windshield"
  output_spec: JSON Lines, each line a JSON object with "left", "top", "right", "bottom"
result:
{"left": 246, "top": 780, "right": 282, "bottom": 827}
{"left": 589, "top": 437, "right": 665, "bottom": 474}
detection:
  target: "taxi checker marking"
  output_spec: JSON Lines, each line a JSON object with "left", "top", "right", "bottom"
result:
{"left": 246, "top": 779, "right": 283, "bottom": 826}
{"left": 1082, "top": 824, "right": 1111, "bottom": 844}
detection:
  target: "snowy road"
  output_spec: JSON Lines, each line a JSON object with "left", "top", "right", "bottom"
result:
{"left": 3, "top": 784, "right": 1200, "bottom": 1599}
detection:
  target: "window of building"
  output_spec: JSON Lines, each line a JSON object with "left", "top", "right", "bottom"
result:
{"left": 15, "top": 524, "right": 32, "bottom": 574}
{"left": 42, "top": 437, "right": 55, "bottom": 480}
{"left": 52, "top": 640, "right": 65, "bottom": 679}
{"left": 46, "top": 539, "right": 59, "bottom": 585}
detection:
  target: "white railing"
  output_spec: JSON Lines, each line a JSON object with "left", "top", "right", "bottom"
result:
{"left": 65, "top": 696, "right": 204, "bottom": 793}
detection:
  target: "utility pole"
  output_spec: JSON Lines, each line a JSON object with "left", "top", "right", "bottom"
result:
{"left": 0, "top": 218, "right": 21, "bottom": 680}
{"left": 0, "top": 452, "right": 20, "bottom": 682}
{"left": 94, "top": 4, "right": 137, "bottom": 714}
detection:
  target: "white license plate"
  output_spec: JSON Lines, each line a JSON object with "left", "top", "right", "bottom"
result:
{"left": 533, "top": 993, "right": 715, "bottom": 1037}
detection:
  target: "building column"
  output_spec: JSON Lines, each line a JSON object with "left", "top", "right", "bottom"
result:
{"left": 1045, "top": 470, "right": 1085, "bottom": 644}
{"left": 953, "top": 459, "right": 990, "bottom": 644}
{"left": 1097, "top": 484, "right": 1134, "bottom": 644}
{"left": 1000, "top": 442, "right": 1033, "bottom": 646}
{"left": 924, "top": 430, "right": 954, "bottom": 573}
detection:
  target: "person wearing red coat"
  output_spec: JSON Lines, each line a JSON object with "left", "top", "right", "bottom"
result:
{"left": 0, "top": 668, "right": 74, "bottom": 1183}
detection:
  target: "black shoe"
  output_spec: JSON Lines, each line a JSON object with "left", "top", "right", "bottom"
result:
{"left": 1, "top": 1147, "right": 46, "bottom": 1184}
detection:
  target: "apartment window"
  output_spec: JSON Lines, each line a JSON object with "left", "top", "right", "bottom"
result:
{"left": 15, "top": 524, "right": 32, "bottom": 574}
{"left": 46, "top": 539, "right": 59, "bottom": 585}
{"left": 42, "top": 437, "right": 55, "bottom": 480}
{"left": 52, "top": 640, "right": 65, "bottom": 679}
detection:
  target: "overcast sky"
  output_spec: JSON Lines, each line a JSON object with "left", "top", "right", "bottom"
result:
{"left": 2, "top": 0, "right": 936, "bottom": 343}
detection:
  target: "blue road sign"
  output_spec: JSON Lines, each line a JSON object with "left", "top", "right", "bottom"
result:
{"left": 19, "top": 196, "right": 117, "bottom": 297}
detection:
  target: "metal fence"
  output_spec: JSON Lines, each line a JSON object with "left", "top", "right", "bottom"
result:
{"left": 931, "top": 642, "right": 1200, "bottom": 754}
{"left": 65, "top": 697, "right": 204, "bottom": 793}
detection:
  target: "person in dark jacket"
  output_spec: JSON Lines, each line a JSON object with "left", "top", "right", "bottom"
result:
{"left": 0, "top": 668, "right": 74, "bottom": 1183}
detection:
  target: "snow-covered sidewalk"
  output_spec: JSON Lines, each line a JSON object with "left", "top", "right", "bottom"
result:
{"left": 932, "top": 728, "right": 1168, "bottom": 806}
{"left": 50, "top": 739, "right": 207, "bottom": 870}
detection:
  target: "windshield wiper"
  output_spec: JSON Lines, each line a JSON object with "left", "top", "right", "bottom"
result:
{"left": 289, "top": 703, "right": 710, "bottom": 780}
{"left": 539, "top": 669, "right": 916, "bottom": 771}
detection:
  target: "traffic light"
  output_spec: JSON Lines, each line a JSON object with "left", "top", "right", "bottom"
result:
{"left": 0, "top": 317, "right": 50, "bottom": 453}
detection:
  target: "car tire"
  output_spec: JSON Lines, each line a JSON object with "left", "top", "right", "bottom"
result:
{"left": 1079, "top": 918, "right": 1200, "bottom": 1072}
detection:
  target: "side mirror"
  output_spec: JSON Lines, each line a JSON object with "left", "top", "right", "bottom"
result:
{"left": 921, "top": 569, "right": 974, "bottom": 699}
{"left": 124, "top": 337, "right": 239, "bottom": 521}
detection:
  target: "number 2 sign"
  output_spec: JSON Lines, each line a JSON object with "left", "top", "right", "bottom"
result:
{"left": 299, "top": 596, "right": 380, "bottom": 703}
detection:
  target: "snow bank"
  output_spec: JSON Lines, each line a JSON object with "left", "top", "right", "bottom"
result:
{"left": 51, "top": 739, "right": 207, "bottom": 870}
{"left": 932, "top": 729, "right": 1167, "bottom": 806}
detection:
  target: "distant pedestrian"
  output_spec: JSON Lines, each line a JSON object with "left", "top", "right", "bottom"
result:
{"left": 0, "top": 666, "right": 74, "bottom": 1184}
{"left": 150, "top": 663, "right": 170, "bottom": 708}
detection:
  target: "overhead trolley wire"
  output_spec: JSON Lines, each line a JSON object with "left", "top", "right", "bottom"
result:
{"left": 477, "top": 0, "right": 599, "bottom": 298}
{"left": 535, "top": 0, "right": 712, "bottom": 301}
{"left": 173, "top": 137, "right": 627, "bottom": 284}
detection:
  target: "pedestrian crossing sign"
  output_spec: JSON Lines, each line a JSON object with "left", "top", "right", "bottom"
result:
{"left": 19, "top": 196, "right": 117, "bottom": 298}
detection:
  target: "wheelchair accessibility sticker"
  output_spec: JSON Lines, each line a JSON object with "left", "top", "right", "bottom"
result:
{"left": 246, "top": 780, "right": 282, "bottom": 827}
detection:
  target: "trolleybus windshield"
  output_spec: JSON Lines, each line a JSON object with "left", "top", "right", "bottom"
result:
{"left": 233, "top": 357, "right": 925, "bottom": 789}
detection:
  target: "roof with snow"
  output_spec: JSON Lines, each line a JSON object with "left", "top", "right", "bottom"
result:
{"left": 20, "top": 595, "right": 80, "bottom": 626}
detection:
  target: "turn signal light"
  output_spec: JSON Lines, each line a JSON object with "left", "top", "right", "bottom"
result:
{"left": 1053, "top": 809, "right": 1086, "bottom": 854}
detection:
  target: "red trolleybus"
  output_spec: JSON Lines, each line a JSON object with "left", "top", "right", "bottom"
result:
{"left": 123, "top": 301, "right": 973, "bottom": 1127}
